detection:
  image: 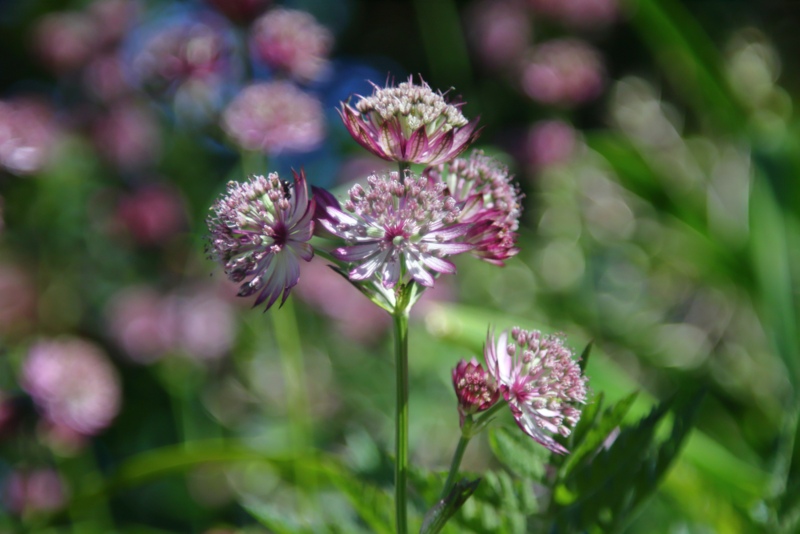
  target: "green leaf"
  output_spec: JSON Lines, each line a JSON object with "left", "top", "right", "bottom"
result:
{"left": 488, "top": 426, "right": 550, "bottom": 481}
{"left": 323, "top": 463, "right": 394, "bottom": 534}
{"left": 553, "top": 389, "right": 704, "bottom": 532}
{"left": 563, "top": 391, "right": 640, "bottom": 478}
{"left": 242, "top": 499, "right": 319, "bottom": 534}
{"left": 420, "top": 478, "right": 481, "bottom": 534}
{"left": 578, "top": 341, "right": 593, "bottom": 374}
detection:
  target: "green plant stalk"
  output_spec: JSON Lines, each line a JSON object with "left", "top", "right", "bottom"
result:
{"left": 393, "top": 306, "right": 410, "bottom": 534}
{"left": 270, "top": 298, "right": 317, "bottom": 497}
{"left": 440, "top": 435, "right": 470, "bottom": 501}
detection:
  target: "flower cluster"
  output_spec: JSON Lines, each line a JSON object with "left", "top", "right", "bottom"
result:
{"left": 424, "top": 150, "right": 522, "bottom": 265}
{"left": 340, "top": 78, "right": 480, "bottom": 165}
{"left": 207, "top": 171, "right": 315, "bottom": 310}
{"left": 485, "top": 327, "right": 588, "bottom": 453}
{"left": 320, "top": 171, "right": 473, "bottom": 288}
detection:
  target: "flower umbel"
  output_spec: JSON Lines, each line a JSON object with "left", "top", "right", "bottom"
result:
{"left": 425, "top": 150, "right": 522, "bottom": 265}
{"left": 320, "top": 170, "right": 473, "bottom": 288}
{"left": 339, "top": 77, "right": 480, "bottom": 165}
{"left": 452, "top": 357, "right": 499, "bottom": 426}
{"left": 485, "top": 327, "right": 588, "bottom": 454}
{"left": 207, "top": 170, "right": 315, "bottom": 310}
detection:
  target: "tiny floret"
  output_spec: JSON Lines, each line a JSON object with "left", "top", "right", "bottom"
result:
{"left": 207, "top": 170, "right": 315, "bottom": 310}
{"left": 485, "top": 327, "right": 588, "bottom": 454}
{"left": 339, "top": 77, "right": 480, "bottom": 165}
{"left": 320, "top": 170, "right": 473, "bottom": 288}
{"left": 452, "top": 357, "right": 500, "bottom": 426}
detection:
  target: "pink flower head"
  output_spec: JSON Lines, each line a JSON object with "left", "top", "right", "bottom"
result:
{"left": 22, "top": 338, "right": 121, "bottom": 436}
{"left": 250, "top": 8, "right": 333, "bottom": 82}
{"left": 32, "top": 11, "right": 97, "bottom": 74}
{"left": 465, "top": 0, "right": 531, "bottom": 72}
{"left": 339, "top": 77, "right": 481, "bottom": 165}
{"left": 424, "top": 150, "right": 522, "bottom": 265}
{"left": 452, "top": 357, "right": 500, "bottom": 426}
{"left": 0, "top": 98, "right": 59, "bottom": 176}
{"left": 222, "top": 81, "right": 326, "bottom": 154}
{"left": 485, "top": 327, "right": 588, "bottom": 454}
{"left": 520, "top": 39, "right": 605, "bottom": 107}
{"left": 207, "top": 170, "right": 315, "bottom": 310}
{"left": 320, "top": 170, "right": 473, "bottom": 288}
{"left": 91, "top": 101, "right": 161, "bottom": 171}
{"left": 525, "top": 119, "right": 577, "bottom": 169}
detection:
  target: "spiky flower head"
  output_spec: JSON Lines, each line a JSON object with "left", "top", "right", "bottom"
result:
{"left": 22, "top": 338, "right": 121, "bottom": 436}
{"left": 340, "top": 77, "right": 480, "bottom": 165}
{"left": 452, "top": 357, "right": 500, "bottom": 426}
{"left": 424, "top": 150, "right": 522, "bottom": 265}
{"left": 250, "top": 8, "right": 333, "bottom": 82}
{"left": 222, "top": 81, "right": 325, "bottom": 154}
{"left": 207, "top": 170, "right": 315, "bottom": 310}
{"left": 320, "top": 170, "right": 473, "bottom": 288}
{"left": 485, "top": 327, "right": 588, "bottom": 454}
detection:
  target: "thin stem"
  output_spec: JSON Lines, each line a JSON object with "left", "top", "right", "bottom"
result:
{"left": 393, "top": 307, "right": 410, "bottom": 534}
{"left": 440, "top": 435, "right": 471, "bottom": 500}
{"left": 270, "top": 298, "right": 316, "bottom": 497}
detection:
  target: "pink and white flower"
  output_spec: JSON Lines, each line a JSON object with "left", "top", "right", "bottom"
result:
{"left": 452, "top": 357, "right": 500, "bottom": 426}
{"left": 339, "top": 77, "right": 481, "bottom": 165}
{"left": 319, "top": 170, "right": 473, "bottom": 288}
{"left": 207, "top": 170, "right": 315, "bottom": 310}
{"left": 485, "top": 327, "right": 588, "bottom": 454}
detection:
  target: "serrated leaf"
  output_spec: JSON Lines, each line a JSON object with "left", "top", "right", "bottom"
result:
{"left": 552, "top": 389, "right": 704, "bottom": 532}
{"left": 563, "top": 391, "right": 640, "bottom": 477}
{"left": 488, "top": 426, "right": 550, "bottom": 480}
{"left": 420, "top": 477, "right": 481, "bottom": 534}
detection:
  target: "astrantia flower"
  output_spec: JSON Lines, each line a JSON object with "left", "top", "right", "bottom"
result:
{"left": 222, "top": 82, "right": 325, "bottom": 154}
{"left": 339, "top": 78, "right": 480, "bottom": 165}
{"left": 521, "top": 39, "right": 605, "bottom": 107}
{"left": 424, "top": 150, "right": 522, "bottom": 265}
{"left": 320, "top": 170, "right": 473, "bottom": 288}
{"left": 250, "top": 8, "right": 333, "bottom": 82}
{"left": 22, "top": 338, "right": 121, "bottom": 436}
{"left": 207, "top": 170, "right": 315, "bottom": 310}
{"left": 485, "top": 327, "right": 588, "bottom": 454}
{"left": 452, "top": 357, "right": 500, "bottom": 426}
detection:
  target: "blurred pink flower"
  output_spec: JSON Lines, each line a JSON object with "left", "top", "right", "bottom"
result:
{"left": 295, "top": 257, "right": 391, "bottom": 342}
{"left": 0, "top": 98, "right": 59, "bottom": 176}
{"left": 340, "top": 77, "right": 481, "bottom": 165}
{"left": 5, "top": 469, "right": 67, "bottom": 515}
{"left": 166, "top": 288, "right": 236, "bottom": 361}
{"left": 133, "top": 20, "right": 231, "bottom": 95}
{"left": 87, "top": 0, "right": 139, "bottom": 49}
{"left": 485, "top": 327, "right": 588, "bottom": 454}
{"left": 528, "top": 0, "right": 618, "bottom": 29}
{"left": 250, "top": 8, "right": 333, "bottom": 82}
{"left": 117, "top": 183, "right": 186, "bottom": 245}
{"left": 520, "top": 39, "right": 605, "bottom": 107}
{"left": 84, "top": 53, "right": 132, "bottom": 102}
{"left": 465, "top": 0, "right": 531, "bottom": 71}
{"left": 222, "top": 82, "right": 325, "bottom": 154}
{"left": 525, "top": 120, "right": 577, "bottom": 169}
{"left": 91, "top": 101, "right": 161, "bottom": 170}
{"left": 206, "top": 0, "right": 271, "bottom": 24}
{"left": 31, "top": 11, "right": 97, "bottom": 73}
{"left": 22, "top": 338, "right": 121, "bottom": 436}
{"left": 106, "top": 287, "right": 178, "bottom": 363}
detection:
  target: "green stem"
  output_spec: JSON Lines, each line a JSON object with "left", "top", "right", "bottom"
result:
{"left": 270, "top": 298, "right": 316, "bottom": 496}
{"left": 393, "top": 307, "right": 410, "bottom": 534}
{"left": 440, "top": 435, "right": 471, "bottom": 500}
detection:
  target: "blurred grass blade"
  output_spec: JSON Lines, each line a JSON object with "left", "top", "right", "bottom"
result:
{"left": 420, "top": 478, "right": 481, "bottom": 534}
